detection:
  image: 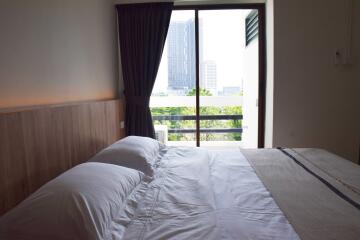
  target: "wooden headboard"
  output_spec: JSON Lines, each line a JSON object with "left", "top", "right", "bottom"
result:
{"left": 0, "top": 99, "right": 125, "bottom": 215}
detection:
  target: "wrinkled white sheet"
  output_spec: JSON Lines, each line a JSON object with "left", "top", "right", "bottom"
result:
{"left": 120, "top": 147, "right": 300, "bottom": 240}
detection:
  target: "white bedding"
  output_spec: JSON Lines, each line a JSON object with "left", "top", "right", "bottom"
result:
{"left": 119, "top": 147, "right": 300, "bottom": 240}
{"left": 0, "top": 163, "right": 144, "bottom": 240}
{"left": 89, "top": 136, "right": 164, "bottom": 176}
{"left": 0, "top": 145, "right": 300, "bottom": 240}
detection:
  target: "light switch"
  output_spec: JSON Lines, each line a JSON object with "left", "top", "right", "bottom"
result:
{"left": 335, "top": 49, "right": 342, "bottom": 65}
{"left": 120, "top": 121, "right": 125, "bottom": 129}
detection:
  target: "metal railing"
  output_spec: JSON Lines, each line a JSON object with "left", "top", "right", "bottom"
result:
{"left": 152, "top": 114, "right": 242, "bottom": 134}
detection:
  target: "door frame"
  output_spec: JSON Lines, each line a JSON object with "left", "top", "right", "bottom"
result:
{"left": 173, "top": 4, "right": 266, "bottom": 148}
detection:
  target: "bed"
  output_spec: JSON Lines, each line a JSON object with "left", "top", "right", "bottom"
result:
{"left": 0, "top": 136, "right": 359, "bottom": 240}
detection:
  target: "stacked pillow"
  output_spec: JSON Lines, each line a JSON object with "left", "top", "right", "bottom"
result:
{"left": 0, "top": 136, "right": 164, "bottom": 240}
{"left": 0, "top": 162, "right": 143, "bottom": 240}
{"left": 89, "top": 136, "right": 164, "bottom": 176}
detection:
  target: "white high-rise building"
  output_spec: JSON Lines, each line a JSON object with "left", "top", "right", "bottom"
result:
{"left": 201, "top": 60, "right": 217, "bottom": 93}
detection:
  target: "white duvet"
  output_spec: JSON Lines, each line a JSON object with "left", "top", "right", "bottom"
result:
{"left": 120, "top": 147, "right": 299, "bottom": 240}
{"left": 0, "top": 146, "right": 300, "bottom": 240}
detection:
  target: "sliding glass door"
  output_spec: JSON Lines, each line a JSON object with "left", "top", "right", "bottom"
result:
{"left": 199, "top": 10, "right": 244, "bottom": 147}
{"left": 150, "top": 6, "right": 264, "bottom": 148}
{"left": 150, "top": 11, "right": 197, "bottom": 146}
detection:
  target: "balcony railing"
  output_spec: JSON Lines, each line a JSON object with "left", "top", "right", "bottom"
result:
{"left": 150, "top": 96, "right": 242, "bottom": 107}
{"left": 152, "top": 114, "right": 242, "bottom": 134}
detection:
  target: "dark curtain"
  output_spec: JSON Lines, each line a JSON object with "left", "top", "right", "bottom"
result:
{"left": 117, "top": 3, "right": 173, "bottom": 138}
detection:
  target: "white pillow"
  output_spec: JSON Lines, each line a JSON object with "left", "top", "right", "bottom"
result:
{"left": 0, "top": 162, "right": 143, "bottom": 240}
{"left": 89, "top": 136, "right": 163, "bottom": 176}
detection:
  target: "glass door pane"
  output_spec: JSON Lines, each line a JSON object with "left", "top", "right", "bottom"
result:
{"left": 150, "top": 10, "right": 196, "bottom": 147}
{"left": 198, "top": 9, "right": 259, "bottom": 148}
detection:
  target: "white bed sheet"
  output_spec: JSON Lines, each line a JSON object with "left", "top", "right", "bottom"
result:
{"left": 120, "top": 147, "right": 300, "bottom": 240}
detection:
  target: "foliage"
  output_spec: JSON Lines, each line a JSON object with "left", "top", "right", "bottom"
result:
{"left": 186, "top": 88, "right": 213, "bottom": 96}
{"left": 151, "top": 89, "right": 242, "bottom": 142}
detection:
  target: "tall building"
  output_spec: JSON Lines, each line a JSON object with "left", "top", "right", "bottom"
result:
{"left": 167, "top": 20, "right": 195, "bottom": 91}
{"left": 201, "top": 60, "right": 217, "bottom": 93}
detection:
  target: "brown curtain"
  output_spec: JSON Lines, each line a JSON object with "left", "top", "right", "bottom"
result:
{"left": 117, "top": 2, "right": 173, "bottom": 138}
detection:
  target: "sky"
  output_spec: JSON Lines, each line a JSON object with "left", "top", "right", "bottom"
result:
{"left": 153, "top": 9, "right": 254, "bottom": 94}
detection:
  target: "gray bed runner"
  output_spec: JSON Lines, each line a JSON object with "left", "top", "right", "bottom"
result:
{"left": 241, "top": 148, "right": 360, "bottom": 240}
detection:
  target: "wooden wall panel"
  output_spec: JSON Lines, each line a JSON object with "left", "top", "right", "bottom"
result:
{"left": 0, "top": 99, "right": 125, "bottom": 216}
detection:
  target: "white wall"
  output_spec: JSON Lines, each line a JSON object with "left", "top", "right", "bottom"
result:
{"left": 242, "top": 39, "right": 259, "bottom": 148}
{"left": 0, "top": 0, "right": 119, "bottom": 109}
{"left": 265, "top": 0, "right": 274, "bottom": 148}
{"left": 269, "top": 0, "right": 360, "bottom": 163}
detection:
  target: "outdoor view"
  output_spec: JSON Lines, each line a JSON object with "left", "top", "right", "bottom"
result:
{"left": 150, "top": 10, "right": 259, "bottom": 147}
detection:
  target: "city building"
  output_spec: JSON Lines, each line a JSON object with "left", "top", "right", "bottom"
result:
{"left": 167, "top": 20, "right": 195, "bottom": 90}
{"left": 201, "top": 60, "right": 217, "bottom": 93}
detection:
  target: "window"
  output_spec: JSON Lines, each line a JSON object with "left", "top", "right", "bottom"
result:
{"left": 151, "top": 5, "right": 265, "bottom": 148}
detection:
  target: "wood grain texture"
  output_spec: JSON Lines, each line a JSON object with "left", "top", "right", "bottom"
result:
{"left": 0, "top": 99, "right": 125, "bottom": 216}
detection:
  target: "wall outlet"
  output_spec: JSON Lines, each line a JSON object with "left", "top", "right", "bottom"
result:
{"left": 120, "top": 121, "right": 125, "bottom": 129}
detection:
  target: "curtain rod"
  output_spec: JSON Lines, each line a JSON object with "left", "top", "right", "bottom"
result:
{"left": 114, "top": 1, "right": 265, "bottom": 6}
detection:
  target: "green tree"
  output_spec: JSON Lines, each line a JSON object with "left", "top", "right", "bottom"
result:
{"left": 187, "top": 88, "right": 212, "bottom": 96}
{"left": 151, "top": 88, "right": 242, "bottom": 141}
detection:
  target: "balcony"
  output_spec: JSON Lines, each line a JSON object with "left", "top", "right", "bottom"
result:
{"left": 150, "top": 96, "right": 243, "bottom": 147}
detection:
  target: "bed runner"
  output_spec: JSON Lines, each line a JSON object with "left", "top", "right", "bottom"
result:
{"left": 242, "top": 148, "right": 360, "bottom": 240}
